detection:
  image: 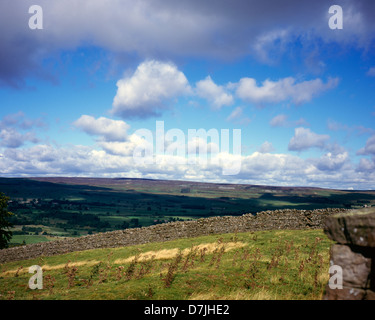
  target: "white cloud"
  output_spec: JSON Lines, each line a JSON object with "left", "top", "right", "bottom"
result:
{"left": 252, "top": 28, "right": 291, "bottom": 64}
{"left": 239, "top": 152, "right": 308, "bottom": 182}
{"left": 74, "top": 115, "right": 130, "bottom": 142}
{"left": 98, "top": 134, "right": 152, "bottom": 157}
{"left": 270, "top": 114, "right": 288, "bottom": 127}
{"left": 0, "top": 128, "right": 39, "bottom": 148}
{"left": 270, "top": 114, "right": 308, "bottom": 127}
{"left": 109, "top": 60, "right": 339, "bottom": 119}
{"left": 187, "top": 137, "right": 220, "bottom": 155}
{"left": 0, "top": 112, "right": 44, "bottom": 148}
{"left": 313, "top": 151, "right": 349, "bottom": 171}
{"left": 111, "top": 60, "right": 191, "bottom": 118}
{"left": 195, "top": 76, "right": 233, "bottom": 109}
{"left": 226, "top": 107, "right": 251, "bottom": 125}
{"left": 236, "top": 77, "right": 339, "bottom": 106}
{"left": 258, "top": 141, "right": 275, "bottom": 153}
{"left": 1, "top": 141, "right": 374, "bottom": 189}
{"left": 357, "top": 135, "right": 375, "bottom": 155}
{"left": 357, "top": 158, "right": 375, "bottom": 172}
{"left": 1, "top": 111, "right": 46, "bottom": 130}
{"left": 288, "top": 127, "right": 330, "bottom": 151}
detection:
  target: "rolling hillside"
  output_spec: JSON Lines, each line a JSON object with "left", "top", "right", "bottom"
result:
{"left": 1, "top": 177, "right": 374, "bottom": 245}
{"left": 0, "top": 228, "right": 333, "bottom": 300}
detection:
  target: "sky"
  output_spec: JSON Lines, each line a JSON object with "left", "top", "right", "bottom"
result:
{"left": 0, "top": 0, "right": 375, "bottom": 190}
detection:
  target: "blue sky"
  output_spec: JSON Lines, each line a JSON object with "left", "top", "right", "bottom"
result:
{"left": 0, "top": 0, "right": 375, "bottom": 189}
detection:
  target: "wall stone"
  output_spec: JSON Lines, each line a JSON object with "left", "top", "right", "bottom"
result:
{"left": 323, "top": 208, "right": 375, "bottom": 300}
{"left": 0, "top": 208, "right": 346, "bottom": 264}
{"left": 329, "top": 244, "right": 371, "bottom": 289}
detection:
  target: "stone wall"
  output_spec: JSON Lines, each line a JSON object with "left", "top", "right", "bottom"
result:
{"left": 323, "top": 208, "right": 375, "bottom": 300}
{"left": 0, "top": 208, "right": 346, "bottom": 264}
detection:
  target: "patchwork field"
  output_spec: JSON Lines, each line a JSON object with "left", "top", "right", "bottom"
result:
{"left": 1, "top": 177, "right": 374, "bottom": 245}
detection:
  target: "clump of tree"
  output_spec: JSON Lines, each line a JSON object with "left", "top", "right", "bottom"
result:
{"left": 0, "top": 193, "right": 13, "bottom": 249}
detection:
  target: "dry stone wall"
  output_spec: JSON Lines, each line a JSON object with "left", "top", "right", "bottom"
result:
{"left": 0, "top": 208, "right": 346, "bottom": 264}
{"left": 323, "top": 208, "right": 375, "bottom": 300}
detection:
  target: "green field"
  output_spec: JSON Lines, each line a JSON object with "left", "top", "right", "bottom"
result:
{"left": 0, "top": 228, "right": 334, "bottom": 300}
{"left": 10, "top": 235, "right": 52, "bottom": 245}
{"left": 1, "top": 177, "right": 374, "bottom": 245}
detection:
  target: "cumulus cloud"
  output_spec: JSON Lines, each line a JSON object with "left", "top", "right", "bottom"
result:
{"left": 239, "top": 152, "right": 308, "bottom": 182}
{"left": 357, "top": 158, "right": 375, "bottom": 172}
{"left": 195, "top": 76, "right": 233, "bottom": 109}
{"left": 1, "top": 140, "right": 374, "bottom": 189}
{"left": 97, "top": 135, "right": 152, "bottom": 157}
{"left": 73, "top": 115, "right": 158, "bottom": 158}
{"left": 187, "top": 137, "right": 220, "bottom": 155}
{"left": 0, "top": 112, "right": 45, "bottom": 148}
{"left": 109, "top": 58, "right": 338, "bottom": 120}
{"left": 1, "top": 111, "right": 46, "bottom": 130}
{"left": 0, "top": 144, "right": 96, "bottom": 175}
{"left": 74, "top": 115, "right": 130, "bottom": 142}
{"left": 313, "top": 151, "right": 349, "bottom": 171}
{"left": 288, "top": 127, "right": 330, "bottom": 151}
{"left": 109, "top": 59, "right": 338, "bottom": 119}
{"left": 111, "top": 60, "right": 191, "bottom": 118}
{"left": 357, "top": 135, "right": 375, "bottom": 155}
{"left": 236, "top": 76, "right": 339, "bottom": 106}
{"left": 258, "top": 141, "right": 275, "bottom": 153}
{"left": 0, "top": 128, "right": 39, "bottom": 148}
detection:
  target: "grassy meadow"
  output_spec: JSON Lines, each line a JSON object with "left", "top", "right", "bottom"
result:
{"left": 0, "top": 228, "right": 333, "bottom": 300}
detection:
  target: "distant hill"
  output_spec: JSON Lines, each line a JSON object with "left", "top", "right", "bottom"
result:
{"left": 1, "top": 176, "right": 374, "bottom": 245}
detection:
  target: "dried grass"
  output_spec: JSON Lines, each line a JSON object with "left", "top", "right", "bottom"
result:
{"left": 114, "top": 241, "right": 246, "bottom": 265}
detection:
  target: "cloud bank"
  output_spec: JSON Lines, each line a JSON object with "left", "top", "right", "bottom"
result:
{"left": 108, "top": 59, "right": 338, "bottom": 119}
{"left": 1, "top": 141, "right": 373, "bottom": 190}
{"left": 236, "top": 77, "right": 339, "bottom": 106}
{"left": 1, "top": 0, "right": 375, "bottom": 87}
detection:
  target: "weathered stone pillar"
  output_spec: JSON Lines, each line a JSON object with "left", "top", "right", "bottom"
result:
{"left": 323, "top": 209, "right": 375, "bottom": 300}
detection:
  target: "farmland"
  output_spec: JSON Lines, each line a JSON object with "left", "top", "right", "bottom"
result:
{"left": 1, "top": 177, "right": 375, "bottom": 245}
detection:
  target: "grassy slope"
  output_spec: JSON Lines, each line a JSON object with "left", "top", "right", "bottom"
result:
{"left": 0, "top": 228, "right": 333, "bottom": 300}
